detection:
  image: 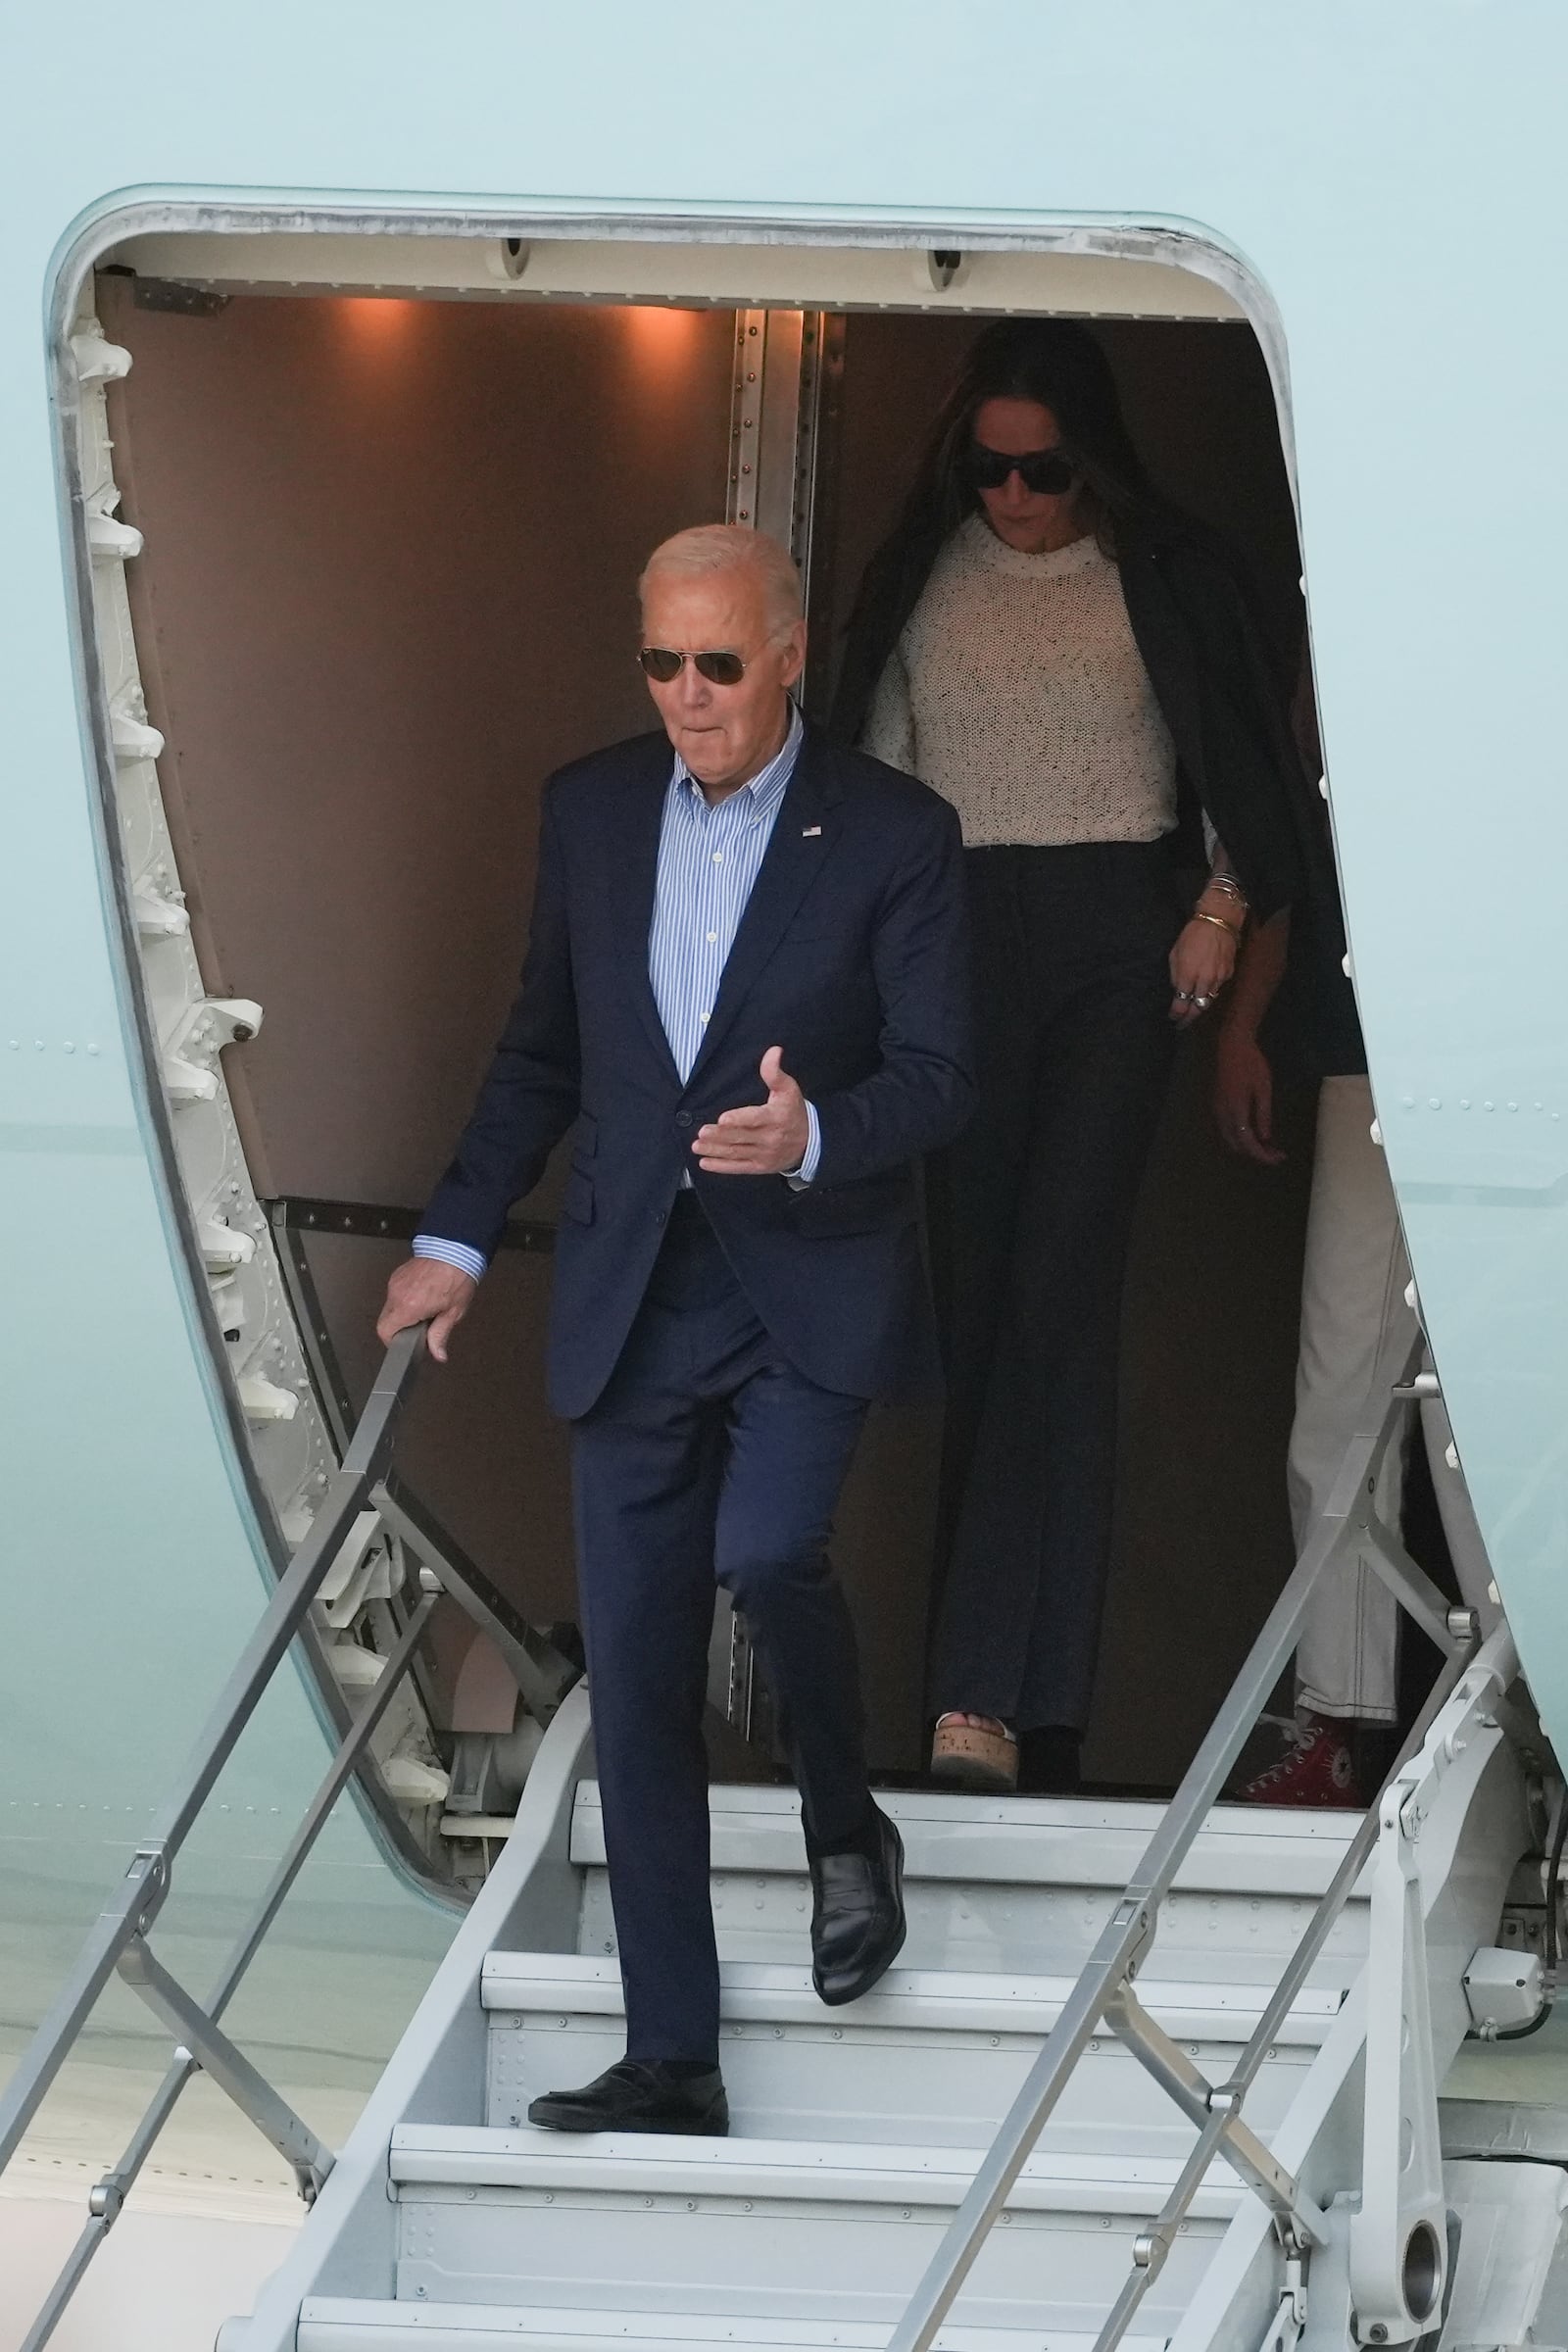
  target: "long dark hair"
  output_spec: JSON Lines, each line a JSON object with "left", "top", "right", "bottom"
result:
{"left": 830, "top": 319, "right": 1167, "bottom": 743}
{"left": 909, "top": 318, "right": 1157, "bottom": 550}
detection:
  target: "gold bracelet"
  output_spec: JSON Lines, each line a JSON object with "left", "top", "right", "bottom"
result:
{"left": 1193, "top": 909, "right": 1242, "bottom": 939}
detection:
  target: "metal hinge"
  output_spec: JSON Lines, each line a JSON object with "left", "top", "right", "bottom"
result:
{"left": 1259, "top": 2241, "right": 1309, "bottom": 2352}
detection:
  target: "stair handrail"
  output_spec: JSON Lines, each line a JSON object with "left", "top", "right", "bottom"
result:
{"left": 267, "top": 1195, "right": 580, "bottom": 1734}
{"left": 888, "top": 1306, "right": 1506, "bottom": 2352}
{"left": 0, "top": 1320, "right": 551, "bottom": 2352}
{"left": 0, "top": 1324, "right": 429, "bottom": 2161}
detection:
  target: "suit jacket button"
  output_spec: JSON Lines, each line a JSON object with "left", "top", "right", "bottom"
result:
{"left": 653, "top": 1209, "right": 666, "bottom": 1225}
{"left": 676, "top": 1111, "right": 693, "bottom": 1129}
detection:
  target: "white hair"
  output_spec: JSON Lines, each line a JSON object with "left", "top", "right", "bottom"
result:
{"left": 639, "top": 524, "right": 804, "bottom": 636}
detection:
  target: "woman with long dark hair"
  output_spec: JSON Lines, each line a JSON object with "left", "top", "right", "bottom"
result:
{"left": 831, "top": 318, "right": 1303, "bottom": 1794}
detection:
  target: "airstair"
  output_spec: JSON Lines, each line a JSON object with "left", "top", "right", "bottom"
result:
{"left": 15, "top": 286, "right": 1555, "bottom": 2352}
{"left": 217, "top": 1614, "right": 1556, "bottom": 2352}
{"left": 214, "top": 1692, "right": 1539, "bottom": 2352}
{"left": 3, "top": 1317, "right": 1565, "bottom": 2352}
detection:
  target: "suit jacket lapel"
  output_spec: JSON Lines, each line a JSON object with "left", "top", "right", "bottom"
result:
{"left": 607, "top": 736, "right": 684, "bottom": 1082}
{"left": 687, "top": 725, "right": 844, "bottom": 1088}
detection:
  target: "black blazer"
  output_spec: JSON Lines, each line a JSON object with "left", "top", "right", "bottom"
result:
{"left": 830, "top": 511, "right": 1306, "bottom": 922}
{"left": 421, "top": 721, "right": 976, "bottom": 1418}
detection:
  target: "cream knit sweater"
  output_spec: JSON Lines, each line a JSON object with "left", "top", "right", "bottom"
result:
{"left": 861, "top": 515, "right": 1178, "bottom": 850}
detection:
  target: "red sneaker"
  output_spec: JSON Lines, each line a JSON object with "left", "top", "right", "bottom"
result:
{"left": 1238, "top": 1713, "right": 1363, "bottom": 1808}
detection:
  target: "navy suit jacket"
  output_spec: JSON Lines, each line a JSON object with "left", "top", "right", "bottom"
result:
{"left": 421, "top": 719, "right": 976, "bottom": 1419}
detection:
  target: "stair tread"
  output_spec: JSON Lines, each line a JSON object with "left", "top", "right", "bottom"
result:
{"left": 481, "top": 1952, "right": 1347, "bottom": 2040}
{"left": 390, "top": 2123, "right": 1243, "bottom": 2216}
{"left": 569, "top": 1784, "right": 1366, "bottom": 1895}
{"left": 300, "top": 2298, "right": 1169, "bottom": 2349}
{"left": 594, "top": 1782, "right": 1364, "bottom": 1833}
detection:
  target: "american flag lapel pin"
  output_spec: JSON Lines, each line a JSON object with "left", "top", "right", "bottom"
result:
{"left": 802, "top": 824, "right": 822, "bottom": 837}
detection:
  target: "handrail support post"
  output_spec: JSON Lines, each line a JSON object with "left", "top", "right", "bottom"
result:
{"left": 116, "top": 1937, "right": 333, "bottom": 2203}
{"left": 125, "top": 1841, "right": 172, "bottom": 1929}
{"left": 1107, "top": 1983, "right": 1327, "bottom": 2244}
{"left": 1348, "top": 1631, "right": 1517, "bottom": 2343}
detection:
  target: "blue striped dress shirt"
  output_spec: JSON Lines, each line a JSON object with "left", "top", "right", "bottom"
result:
{"left": 415, "top": 706, "right": 817, "bottom": 1285}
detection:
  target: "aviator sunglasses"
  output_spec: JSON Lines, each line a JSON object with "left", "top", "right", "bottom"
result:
{"left": 967, "top": 442, "right": 1078, "bottom": 496}
{"left": 638, "top": 646, "right": 751, "bottom": 687}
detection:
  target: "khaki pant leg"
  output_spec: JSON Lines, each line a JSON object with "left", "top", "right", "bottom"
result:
{"left": 1291, "top": 1076, "right": 1405, "bottom": 1724}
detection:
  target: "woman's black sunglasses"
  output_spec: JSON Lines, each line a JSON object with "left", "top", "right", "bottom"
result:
{"left": 638, "top": 647, "right": 748, "bottom": 687}
{"left": 967, "top": 443, "right": 1077, "bottom": 496}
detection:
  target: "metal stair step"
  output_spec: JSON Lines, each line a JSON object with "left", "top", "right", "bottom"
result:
{"left": 299, "top": 2297, "right": 1172, "bottom": 2350}
{"left": 389, "top": 2125, "right": 1238, "bottom": 2325}
{"left": 570, "top": 1787, "right": 1371, "bottom": 1982}
{"left": 481, "top": 1953, "right": 1344, "bottom": 2148}
{"left": 570, "top": 1785, "right": 1367, "bottom": 1893}
{"left": 389, "top": 2121, "right": 1246, "bottom": 2212}
{"left": 482, "top": 1953, "right": 1347, "bottom": 2038}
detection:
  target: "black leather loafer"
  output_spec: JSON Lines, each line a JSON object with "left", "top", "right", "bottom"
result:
{"left": 809, "top": 1807, "right": 906, "bottom": 2006}
{"left": 527, "top": 2058, "right": 729, "bottom": 2135}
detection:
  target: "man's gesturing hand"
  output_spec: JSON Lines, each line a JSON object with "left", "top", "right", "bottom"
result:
{"left": 376, "top": 1257, "right": 477, "bottom": 1364}
{"left": 694, "top": 1046, "right": 810, "bottom": 1177}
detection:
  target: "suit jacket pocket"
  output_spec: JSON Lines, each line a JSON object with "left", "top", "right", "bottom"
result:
{"left": 562, "top": 1167, "right": 596, "bottom": 1225}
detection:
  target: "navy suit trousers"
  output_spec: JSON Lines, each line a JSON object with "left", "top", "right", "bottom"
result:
{"left": 570, "top": 1196, "right": 872, "bottom": 2063}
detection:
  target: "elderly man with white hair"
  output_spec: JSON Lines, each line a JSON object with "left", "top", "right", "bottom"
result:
{"left": 378, "top": 524, "right": 974, "bottom": 2133}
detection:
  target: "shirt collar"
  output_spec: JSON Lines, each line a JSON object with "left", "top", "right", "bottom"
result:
{"left": 672, "top": 701, "right": 804, "bottom": 818}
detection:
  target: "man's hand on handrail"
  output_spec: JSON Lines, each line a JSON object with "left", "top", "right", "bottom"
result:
{"left": 377, "top": 1258, "right": 475, "bottom": 1364}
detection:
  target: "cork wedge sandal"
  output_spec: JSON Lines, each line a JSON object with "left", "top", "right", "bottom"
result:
{"left": 929, "top": 1712, "right": 1019, "bottom": 1792}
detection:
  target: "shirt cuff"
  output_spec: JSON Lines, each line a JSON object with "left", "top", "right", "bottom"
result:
{"left": 412, "top": 1234, "right": 488, "bottom": 1285}
{"left": 784, "top": 1101, "right": 822, "bottom": 1191}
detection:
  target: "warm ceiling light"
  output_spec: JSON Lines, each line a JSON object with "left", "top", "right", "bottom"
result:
{"left": 621, "top": 304, "right": 703, "bottom": 369}
{"left": 338, "top": 296, "right": 415, "bottom": 335}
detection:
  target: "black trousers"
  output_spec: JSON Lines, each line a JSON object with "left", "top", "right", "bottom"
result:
{"left": 928, "top": 842, "right": 1179, "bottom": 1736}
{"left": 571, "top": 1196, "right": 871, "bottom": 2064}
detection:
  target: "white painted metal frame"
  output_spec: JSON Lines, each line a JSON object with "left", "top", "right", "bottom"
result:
{"left": 886, "top": 1305, "right": 1505, "bottom": 2352}
{"left": 107, "top": 227, "right": 1251, "bottom": 320}
{"left": 0, "top": 1328, "right": 420, "bottom": 2279}
{"left": 1348, "top": 1660, "right": 1507, "bottom": 2340}
{"left": 61, "top": 1308, "right": 1509, "bottom": 2352}
{"left": 223, "top": 1687, "right": 597, "bottom": 2352}
{"left": 69, "top": 300, "right": 463, "bottom": 1870}
{"left": 70, "top": 308, "right": 336, "bottom": 1533}
{"left": 0, "top": 1325, "right": 577, "bottom": 2352}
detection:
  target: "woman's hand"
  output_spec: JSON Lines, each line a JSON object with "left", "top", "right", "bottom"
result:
{"left": 1214, "top": 1025, "right": 1286, "bottom": 1165}
{"left": 1168, "top": 916, "right": 1238, "bottom": 1025}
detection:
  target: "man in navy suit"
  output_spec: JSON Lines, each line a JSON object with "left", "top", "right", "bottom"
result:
{"left": 378, "top": 525, "right": 973, "bottom": 2135}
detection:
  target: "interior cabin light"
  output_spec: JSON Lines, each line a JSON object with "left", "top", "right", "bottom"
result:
{"left": 338, "top": 295, "right": 416, "bottom": 340}
{"left": 622, "top": 303, "right": 705, "bottom": 369}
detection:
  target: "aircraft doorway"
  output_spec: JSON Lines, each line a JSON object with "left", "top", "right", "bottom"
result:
{"left": 89, "top": 262, "right": 1317, "bottom": 1793}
